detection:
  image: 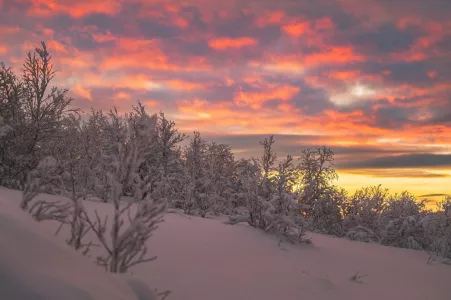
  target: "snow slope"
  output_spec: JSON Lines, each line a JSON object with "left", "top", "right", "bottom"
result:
{"left": 1, "top": 187, "right": 451, "bottom": 300}
{"left": 0, "top": 187, "right": 157, "bottom": 300}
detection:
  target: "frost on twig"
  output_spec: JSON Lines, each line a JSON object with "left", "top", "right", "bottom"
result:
{"left": 350, "top": 270, "right": 368, "bottom": 283}
{"left": 225, "top": 215, "right": 250, "bottom": 225}
{"left": 427, "top": 251, "right": 437, "bottom": 265}
{"left": 154, "top": 288, "right": 172, "bottom": 300}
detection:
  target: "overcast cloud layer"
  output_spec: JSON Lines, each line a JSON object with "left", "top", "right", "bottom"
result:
{"left": 1, "top": 0, "right": 450, "bottom": 179}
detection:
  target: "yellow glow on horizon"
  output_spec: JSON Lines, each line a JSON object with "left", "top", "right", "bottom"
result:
{"left": 336, "top": 168, "right": 451, "bottom": 207}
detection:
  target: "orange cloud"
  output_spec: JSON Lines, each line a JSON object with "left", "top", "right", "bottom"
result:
{"left": 235, "top": 84, "right": 300, "bottom": 109}
{"left": 282, "top": 22, "right": 310, "bottom": 37}
{"left": 175, "top": 98, "right": 305, "bottom": 134}
{"left": 304, "top": 47, "right": 365, "bottom": 67}
{"left": 328, "top": 70, "right": 361, "bottom": 81}
{"left": 0, "top": 44, "right": 7, "bottom": 55}
{"left": 143, "top": 100, "right": 159, "bottom": 108}
{"left": 165, "top": 79, "right": 205, "bottom": 91}
{"left": 47, "top": 40, "right": 68, "bottom": 54}
{"left": 315, "top": 17, "right": 334, "bottom": 31}
{"left": 71, "top": 84, "right": 92, "bottom": 100}
{"left": 114, "top": 92, "right": 132, "bottom": 100}
{"left": 277, "top": 103, "right": 294, "bottom": 112}
{"left": 27, "top": 0, "right": 121, "bottom": 18}
{"left": 0, "top": 26, "right": 20, "bottom": 35}
{"left": 255, "top": 11, "right": 286, "bottom": 27}
{"left": 208, "top": 37, "right": 258, "bottom": 50}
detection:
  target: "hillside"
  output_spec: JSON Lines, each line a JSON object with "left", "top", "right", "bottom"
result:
{"left": 1, "top": 187, "right": 450, "bottom": 300}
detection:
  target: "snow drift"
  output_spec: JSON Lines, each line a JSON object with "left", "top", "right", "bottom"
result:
{"left": 1, "top": 187, "right": 451, "bottom": 300}
{"left": 0, "top": 187, "right": 156, "bottom": 300}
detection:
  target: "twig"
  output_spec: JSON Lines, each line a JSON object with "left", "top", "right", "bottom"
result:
{"left": 350, "top": 270, "right": 368, "bottom": 283}
{"left": 427, "top": 251, "right": 437, "bottom": 265}
{"left": 155, "top": 288, "right": 171, "bottom": 300}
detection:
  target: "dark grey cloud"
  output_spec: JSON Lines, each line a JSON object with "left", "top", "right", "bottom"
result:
{"left": 350, "top": 23, "right": 421, "bottom": 54}
{"left": 178, "top": 5, "right": 208, "bottom": 31}
{"left": 419, "top": 193, "right": 450, "bottom": 198}
{"left": 292, "top": 83, "right": 333, "bottom": 115}
{"left": 82, "top": 13, "right": 124, "bottom": 34}
{"left": 136, "top": 19, "right": 183, "bottom": 39}
{"left": 345, "top": 169, "right": 450, "bottom": 178}
{"left": 425, "top": 111, "right": 451, "bottom": 125}
{"left": 161, "top": 38, "right": 212, "bottom": 58}
{"left": 195, "top": 133, "right": 440, "bottom": 161}
{"left": 369, "top": 106, "right": 416, "bottom": 129}
{"left": 339, "top": 153, "right": 451, "bottom": 169}
{"left": 385, "top": 61, "right": 433, "bottom": 85}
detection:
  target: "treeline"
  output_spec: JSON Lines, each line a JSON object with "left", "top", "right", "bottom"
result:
{"left": 1, "top": 42, "right": 450, "bottom": 273}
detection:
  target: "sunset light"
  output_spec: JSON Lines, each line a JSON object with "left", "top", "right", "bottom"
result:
{"left": 0, "top": 0, "right": 450, "bottom": 201}
{"left": 1, "top": 1, "right": 451, "bottom": 298}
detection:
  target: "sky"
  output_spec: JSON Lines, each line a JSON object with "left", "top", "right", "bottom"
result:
{"left": 0, "top": 0, "right": 450, "bottom": 201}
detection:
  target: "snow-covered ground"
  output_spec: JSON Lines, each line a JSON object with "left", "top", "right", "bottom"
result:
{"left": 1, "top": 186, "right": 451, "bottom": 300}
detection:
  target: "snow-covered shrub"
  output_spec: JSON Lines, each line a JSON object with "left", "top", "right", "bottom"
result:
{"left": 0, "top": 42, "right": 74, "bottom": 189}
{"left": 309, "top": 187, "right": 346, "bottom": 236}
{"left": 181, "top": 131, "right": 208, "bottom": 215}
{"left": 86, "top": 104, "right": 167, "bottom": 273}
{"left": 227, "top": 136, "right": 310, "bottom": 244}
{"left": 21, "top": 156, "right": 65, "bottom": 211}
{"left": 345, "top": 225, "right": 378, "bottom": 243}
{"left": 297, "top": 147, "right": 338, "bottom": 217}
{"left": 342, "top": 185, "right": 388, "bottom": 238}
{"left": 381, "top": 191, "right": 426, "bottom": 221}
{"left": 203, "top": 142, "right": 236, "bottom": 215}
{"left": 423, "top": 198, "right": 451, "bottom": 259}
{"left": 135, "top": 112, "right": 186, "bottom": 209}
{"left": 263, "top": 155, "right": 310, "bottom": 243}
{"left": 380, "top": 215, "right": 425, "bottom": 250}
{"left": 22, "top": 153, "right": 94, "bottom": 253}
{"left": 379, "top": 192, "right": 427, "bottom": 250}
{"left": 0, "top": 115, "right": 12, "bottom": 138}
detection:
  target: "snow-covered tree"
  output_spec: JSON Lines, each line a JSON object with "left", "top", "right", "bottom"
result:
{"left": 21, "top": 156, "right": 70, "bottom": 221}
{"left": 377, "top": 192, "right": 427, "bottom": 250}
{"left": 423, "top": 197, "right": 451, "bottom": 259}
{"left": 342, "top": 185, "right": 389, "bottom": 242}
{"left": 309, "top": 187, "right": 346, "bottom": 236}
{"left": 203, "top": 142, "right": 235, "bottom": 214}
{"left": 265, "top": 155, "right": 309, "bottom": 243}
{"left": 182, "top": 131, "right": 208, "bottom": 215}
{"left": 139, "top": 112, "right": 186, "bottom": 207}
{"left": 85, "top": 104, "right": 167, "bottom": 273}
{"left": 0, "top": 42, "right": 75, "bottom": 189}
{"left": 21, "top": 114, "right": 96, "bottom": 253}
{"left": 297, "top": 147, "right": 338, "bottom": 217}
{"left": 227, "top": 136, "right": 309, "bottom": 243}
{"left": 381, "top": 191, "right": 426, "bottom": 221}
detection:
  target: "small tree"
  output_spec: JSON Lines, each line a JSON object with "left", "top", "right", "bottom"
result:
{"left": 182, "top": 131, "right": 208, "bottom": 215}
{"left": 0, "top": 42, "right": 75, "bottom": 189}
{"left": 203, "top": 142, "right": 235, "bottom": 214}
{"left": 342, "top": 185, "right": 389, "bottom": 242}
{"left": 297, "top": 147, "right": 338, "bottom": 217}
{"left": 86, "top": 103, "right": 167, "bottom": 273}
{"left": 424, "top": 197, "right": 451, "bottom": 259}
{"left": 227, "top": 136, "right": 309, "bottom": 243}
{"left": 310, "top": 187, "right": 346, "bottom": 236}
{"left": 146, "top": 112, "right": 187, "bottom": 205}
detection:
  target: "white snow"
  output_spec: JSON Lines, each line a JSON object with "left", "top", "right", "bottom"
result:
{"left": 1, "top": 186, "right": 451, "bottom": 300}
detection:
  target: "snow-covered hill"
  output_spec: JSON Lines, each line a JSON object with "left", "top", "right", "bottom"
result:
{"left": 1, "top": 187, "right": 450, "bottom": 300}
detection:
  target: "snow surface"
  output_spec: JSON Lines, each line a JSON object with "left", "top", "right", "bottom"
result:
{"left": 1, "top": 186, "right": 451, "bottom": 300}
